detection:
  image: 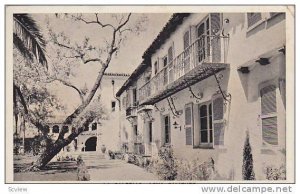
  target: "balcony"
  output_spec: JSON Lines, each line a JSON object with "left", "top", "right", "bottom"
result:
{"left": 139, "top": 35, "right": 229, "bottom": 105}
{"left": 126, "top": 105, "right": 137, "bottom": 119}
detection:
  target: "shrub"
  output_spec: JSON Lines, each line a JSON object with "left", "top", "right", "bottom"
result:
{"left": 265, "top": 164, "right": 286, "bottom": 180}
{"left": 176, "top": 158, "right": 215, "bottom": 180}
{"left": 242, "top": 132, "right": 255, "bottom": 180}
{"left": 153, "top": 145, "right": 177, "bottom": 180}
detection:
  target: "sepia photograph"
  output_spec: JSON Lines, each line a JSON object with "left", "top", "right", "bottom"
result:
{"left": 5, "top": 5, "right": 295, "bottom": 183}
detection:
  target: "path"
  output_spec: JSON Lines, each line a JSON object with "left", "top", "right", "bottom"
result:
{"left": 82, "top": 152, "right": 158, "bottom": 181}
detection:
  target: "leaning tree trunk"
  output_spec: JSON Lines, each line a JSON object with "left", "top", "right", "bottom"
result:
{"left": 31, "top": 66, "right": 109, "bottom": 169}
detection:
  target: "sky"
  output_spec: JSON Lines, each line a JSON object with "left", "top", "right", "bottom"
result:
{"left": 31, "top": 13, "right": 172, "bottom": 115}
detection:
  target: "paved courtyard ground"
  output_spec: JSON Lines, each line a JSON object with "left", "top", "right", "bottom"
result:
{"left": 14, "top": 153, "right": 157, "bottom": 182}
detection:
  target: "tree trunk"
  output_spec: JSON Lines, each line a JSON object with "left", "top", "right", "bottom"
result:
{"left": 31, "top": 65, "right": 109, "bottom": 169}
{"left": 31, "top": 118, "right": 93, "bottom": 170}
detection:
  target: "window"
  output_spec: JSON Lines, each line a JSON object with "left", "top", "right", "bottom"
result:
{"left": 52, "top": 125, "right": 59, "bottom": 133}
{"left": 149, "top": 121, "right": 153, "bottom": 143}
{"left": 197, "top": 16, "right": 210, "bottom": 63}
{"left": 199, "top": 103, "right": 213, "bottom": 146}
{"left": 134, "top": 124, "right": 138, "bottom": 136}
{"left": 198, "top": 96, "right": 225, "bottom": 147}
{"left": 247, "top": 13, "right": 262, "bottom": 28}
{"left": 92, "top": 123, "right": 97, "bottom": 131}
{"left": 132, "top": 88, "right": 137, "bottom": 106}
{"left": 111, "top": 101, "right": 116, "bottom": 112}
{"left": 185, "top": 104, "right": 193, "bottom": 145}
{"left": 163, "top": 56, "right": 168, "bottom": 85}
{"left": 44, "top": 125, "right": 50, "bottom": 133}
{"left": 260, "top": 85, "right": 278, "bottom": 145}
{"left": 164, "top": 115, "right": 171, "bottom": 144}
{"left": 62, "top": 125, "right": 69, "bottom": 133}
{"left": 154, "top": 61, "right": 158, "bottom": 75}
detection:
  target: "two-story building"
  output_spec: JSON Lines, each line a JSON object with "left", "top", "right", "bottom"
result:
{"left": 44, "top": 72, "right": 130, "bottom": 154}
{"left": 116, "top": 12, "right": 287, "bottom": 180}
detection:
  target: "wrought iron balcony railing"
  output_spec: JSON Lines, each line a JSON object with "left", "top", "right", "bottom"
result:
{"left": 139, "top": 34, "right": 229, "bottom": 103}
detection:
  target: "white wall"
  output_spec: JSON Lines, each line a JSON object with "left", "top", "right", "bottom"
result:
{"left": 144, "top": 13, "right": 286, "bottom": 180}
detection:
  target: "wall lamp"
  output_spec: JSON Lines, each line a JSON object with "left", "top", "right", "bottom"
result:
{"left": 173, "top": 121, "right": 181, "bottom": 131}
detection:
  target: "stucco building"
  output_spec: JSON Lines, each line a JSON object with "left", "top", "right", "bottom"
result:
{"left": 45, "top": 73, "right": 130, "bottom": 154}
{"left": 116, "top": 12, "right": 287, "bottom": 180}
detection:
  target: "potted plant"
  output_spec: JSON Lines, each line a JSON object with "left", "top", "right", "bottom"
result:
{"left": 101, "top": 144, "right": 106, "bottom": 154}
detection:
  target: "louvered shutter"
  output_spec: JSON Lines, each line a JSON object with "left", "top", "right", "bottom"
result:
{"left": 183, "top": 31, "right": 190, "bottom": 73}
{"left": 214, "top": 122, "right": 224, "bottom": 146}
{"left": 261, "top": 85, "right": 277, "bottom": 114}
{"left": 168, "top": 45, "right": 174, "bottom": 83}
{"left": 213, "top": 97, "right": 224, "bottom": 120}
{"left": 212, "top": 96, "right": 225, "bottom": 146}
{"left": 247, "top": 13, "right": 262, "bottom": 28}
{"left": 185, "top": 105, "right": 193, "bottom": 145}
{"left": 210, "top": 13, "right": 221, "bottom": 62}
{"left": 262, "top": 117, "right": 278, "bottom": 145}
{"left": 261, "top": 85, "right": 278, "bottom": 145}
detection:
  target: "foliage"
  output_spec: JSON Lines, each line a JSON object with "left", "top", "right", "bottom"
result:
{"left": 265, "top": 164, "right": 286, "bottom": 180}
{"left": 13, "top": 49, "right": 65, "bottom": 125}
{"left": 242, "top": 132, "right": 256, "bottom": 180}
{"left": 32, "top": 133, "right": 54, "bottom": 156}
{"left": 176, "top": 158, "right": 215, "bottom": 180}
{"left": 13, "top": 13, "right": 148, "bottom": 169}
{"left": 13, "top": 14, "right": 48, "bottom": 67}
{"left": 153, "top": 145, "right": 178, "bottom": 180}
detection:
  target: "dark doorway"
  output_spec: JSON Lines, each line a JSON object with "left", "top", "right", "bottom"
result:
{"left": 85, "top": 137, "right": 97, "bottom": 151}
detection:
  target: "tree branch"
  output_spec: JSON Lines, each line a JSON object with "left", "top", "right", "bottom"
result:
{"left": 75, "top": 13, "right": 115, "bottom": 30}
{"left": 45, "top": 77, "right": 85, "bottom": 104}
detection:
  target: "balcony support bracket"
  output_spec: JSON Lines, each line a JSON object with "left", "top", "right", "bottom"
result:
{"left": 209, "top": 67, "right": 232, "bottom": 106}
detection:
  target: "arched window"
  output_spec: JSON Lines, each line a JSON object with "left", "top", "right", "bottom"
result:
{"left": 44, "top": 125, "right": 50, "bottom": 133}
{"left": 92, "top": 123, "right": 97, "bottom": 131}
{"left": 52, "top": 125, "right": 59, "bottom": 133}
{"left": 62, "top": 125, "right": 69, "bottom": 133}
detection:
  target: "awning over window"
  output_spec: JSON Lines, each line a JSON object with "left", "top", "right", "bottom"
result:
{"left": 139, "top": 63, "right": 229, "bottom": 106}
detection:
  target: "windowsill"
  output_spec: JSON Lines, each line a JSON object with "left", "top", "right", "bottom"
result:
{"left": 193, "top": 145, "right": 227, "bottom": 151}
{"left": 193, "top": 145, "right": 214, "bottom": 149}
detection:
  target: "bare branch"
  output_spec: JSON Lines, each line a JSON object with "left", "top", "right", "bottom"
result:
{"left": 74, "top": 13, "right": 115, "bottom": 30}
{"left": 115, "top": 13, "right": 132, "bottom": 32}
{"left": 44, "top": 78, "right": 85, "bottom": 104}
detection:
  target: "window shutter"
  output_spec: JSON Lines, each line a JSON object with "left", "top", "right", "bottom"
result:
{"left": 247, "top": 13, "right": 262, "bottom": 28}
{"left": 185, "top": 127, "right": 192, "bottom": 145}
{"left": 210, "top": 13, "right": 221, "bottom": 62}
{"left": 212, "top": 96, "right": 225, "bottom": 146}
{"left": 185, "top": 106, "right": 193, "bottom": 145}
{"left": 262, "top": 117, "right": 278, "bottom": 145}
{"left": 261, "top": 85, "right": 276, "bottom": 115}
{"left": 214, "top": 122, "right": 224, "bottom": 145}
{"left": 213, "top": 97, "right": 224, "bottom": 120}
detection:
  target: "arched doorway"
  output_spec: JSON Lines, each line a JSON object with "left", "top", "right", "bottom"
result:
{"left": 84, "top": 137, "right": 97, "bottom": 151}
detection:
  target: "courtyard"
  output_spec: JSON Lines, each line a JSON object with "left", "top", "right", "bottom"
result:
{"left": 14, "top": 153, "right": 158, "bottom": 182}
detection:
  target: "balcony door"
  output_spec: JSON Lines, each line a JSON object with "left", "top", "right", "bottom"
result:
{"left": 197, "top": 17, "right": 210, "bottom": 64}
{"left": 197, "top": 13, "right": 222, "bottom": 64}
